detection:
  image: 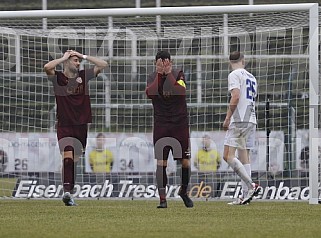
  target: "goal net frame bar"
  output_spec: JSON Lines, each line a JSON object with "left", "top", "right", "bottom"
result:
{"left": 0, "top": 3, "right": 318, "bottom": 204}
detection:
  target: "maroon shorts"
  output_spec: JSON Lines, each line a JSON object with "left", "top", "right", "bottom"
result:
{"left": 57, "top": 124, "right": 88, "bottom": 156}
{"left": 153, "top": 124, "right": 190, "bottom": 160}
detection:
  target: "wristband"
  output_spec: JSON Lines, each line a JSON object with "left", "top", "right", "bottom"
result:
{"left": 83, "top": 55, "right": 87, "bottom": 60}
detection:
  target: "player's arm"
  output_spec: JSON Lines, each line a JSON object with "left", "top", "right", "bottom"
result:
{"left": 89, "top": 152, "right": 95, "bottom": 171}
{"left": 163, "top": 59, "right": 186, "bottom": 95}
{"left": 194, "top": 154, "right": 199, "bottom": 169}
{"left": 223, "top": 88, "right": 240, "bottom": 130}
{"left": 146, "top": 73, "right": 163, "bottom": 99}
{"left": 86, "top": 56, "right": 108, "bottom": 76}
{"left": 44, "top": 51, "right": 71, "bottom": 75}
{"left": 109, "top": 150, "right": 114, "bottom": 171}
{"left": 166, "top": 72, "right": 186, "bottom": 95}
{"left": 146, "top": 59, "right": 166, "bottom": 98}
{"left": 216, "top": 151, "right": 221, "bottom": 170}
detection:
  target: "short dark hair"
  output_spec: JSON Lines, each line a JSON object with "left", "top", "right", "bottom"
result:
{"left": 229, "top": 51, "right": 244, "bottom": 62}
{"left": 96, "top": 133, "right": 105, "bottom": 138}
{"left": 203, "top": 134, "right": 210, "bottom": 139}
{"left": 155, "top": 50, "right": 171, "bottom": 61}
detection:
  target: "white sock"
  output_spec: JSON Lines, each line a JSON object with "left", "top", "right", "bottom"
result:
{"left": 227, "top": 158, "right": 253, "bottom": 190}
{"left": 241, "top": 164, "right": 251, "bottom": 197}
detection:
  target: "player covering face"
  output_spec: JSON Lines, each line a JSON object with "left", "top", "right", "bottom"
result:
{"left": 146, "top": 50, "right": 193, "bottom": 208}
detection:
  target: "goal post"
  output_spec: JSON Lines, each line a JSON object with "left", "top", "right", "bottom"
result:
{"left": 308, "top": 5, "right": 319, "bottom": 205}
{"left": 0, "top": 3, "right": 319, "bottom": 203}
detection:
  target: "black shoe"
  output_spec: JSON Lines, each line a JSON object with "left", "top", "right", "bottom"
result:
{"left": 179, "top": 191, "right": 194, "bottom": 208}
{"left": 62, "top": 192, "right": 78, "bottom": 206}
{"left": 157, "top": 200, "right": 167, "bottom": 209}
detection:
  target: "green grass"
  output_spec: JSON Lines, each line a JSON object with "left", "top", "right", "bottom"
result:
{"left": 0, "top": 178, "right": 18, "bottom": 197}
{"left": 0, "top": 200, "right": 321, "bottom": 238}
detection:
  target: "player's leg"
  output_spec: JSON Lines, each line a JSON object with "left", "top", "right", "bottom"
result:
{"left": 57, "top": 126, "right": 76, "bottom": 206}
{"left": 175, "top": 125, "right": 193, "bottom": 208}
{"left": 156, "top": 159, "right": 168, "bottom": 208}
{"left": 180, "top": 158, "right": 190, "bottom": 194}
{"left": 238, "top": 149, "right": 251, "bottom": 200}
{"left": 224, "top": 145, "right": 244, "bottom": 205}
{"left": 62, "top": 149, "right": 85, "bottom": 206}
{"left": 227, "top": 148, "right": 252, "bottom": 205}
{"left": 224, "top": 146, "right": 254, "bottom": 205}
{"left": 154, "top": 125, "right": 170, "bottom": 208}
{"left": 58, "top": 125, "right": 87, "bottom": 206}
{"left": 178, "top": 158, "right": 193, "bottom": 208}
{"left": 223, "top": 125, "right": 255, "bottom": 205}
{"left": 240, "top": 124, "right": 260, "bottom": 204}
{"left": 223, "top": 145, "right": 256, "bottom": 205}
{"left": 65, "top": 124, "right": 88, "bottom": 206}
{"left": 62, "top": 150, "right": 75, "bottom": 192}
{"left": 72, "top": 124, "right": 88, "bottom": 188}
{"left": 61, "top": 149, "right": 78, "bottom": 206}
{"left": 223, "top": 125, "right": 253, "bottom": 187}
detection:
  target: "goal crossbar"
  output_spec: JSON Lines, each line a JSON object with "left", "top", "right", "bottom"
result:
{"left": 0, "top": 3, "right": 317, "bottom": 18}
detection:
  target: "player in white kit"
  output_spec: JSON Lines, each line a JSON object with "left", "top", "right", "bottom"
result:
{"left": 223, "top": 51, "right": 260, "bottom": 205}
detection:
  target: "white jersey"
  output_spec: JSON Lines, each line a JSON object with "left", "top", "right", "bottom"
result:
{"left": 228, "top": 68, "right": 257, "bottom": 125}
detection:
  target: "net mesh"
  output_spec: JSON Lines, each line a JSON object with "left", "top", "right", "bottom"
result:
{"left": 0, "top": 9, "right": 316, "bottom": 200}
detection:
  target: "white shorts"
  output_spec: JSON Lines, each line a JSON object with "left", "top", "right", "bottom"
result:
{"left": 224, "top": 122, "right": 256, "bottom": 149}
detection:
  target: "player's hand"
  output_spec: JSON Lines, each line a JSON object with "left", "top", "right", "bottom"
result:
{"left": 163, "top": 59, "right": 172, "bottom": 75}
{"left": 156, "top": 59, "right": 164, "bottom": 74}
{"left": 62, "top": 51, "right": 72, "bottom": 60}
{"left": 223, "top": 118, "right": 230, "bottom": 131}
{"left": 69, "top": 50, "right": 83, "bottom": 59}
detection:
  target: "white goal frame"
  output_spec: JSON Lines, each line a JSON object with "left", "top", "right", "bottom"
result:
{"left": 0, "top": 3, "right": 319, "bottom": 204}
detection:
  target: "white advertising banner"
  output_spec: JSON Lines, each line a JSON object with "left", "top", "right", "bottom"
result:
{"left": 84, "top": 132, "right": 157, "bottom": 173}
{"left": 191, "top": 130, "right": 284, "bottom": 172}
{"left": 0, "top": 131, "right": 285, "bottom": 173}
{"left": 0, "top": 132, "right": 159, "bottom": 173}
{"left": 84, "top": 132, "right": 178, "bottom": 173}
{"left": 0, "top": 133, "right": 61, "bottom": 172}
{"left": 295, "top": 129, "right": 321, "bottom": 170}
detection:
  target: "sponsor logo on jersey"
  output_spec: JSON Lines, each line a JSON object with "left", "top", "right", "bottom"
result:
{"left": 76, "top": 77, "right": 82, "bottom": 83}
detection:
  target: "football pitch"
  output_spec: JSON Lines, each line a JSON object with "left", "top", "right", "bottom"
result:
{"left": 1, "top": 200, "right": 321, "bottom": 238}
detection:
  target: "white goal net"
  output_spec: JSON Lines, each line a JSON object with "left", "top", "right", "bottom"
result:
{"left": 0, "top": 4, "right": 319, "bottom": 203}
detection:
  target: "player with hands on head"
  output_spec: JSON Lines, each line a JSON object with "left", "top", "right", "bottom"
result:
{"left": 146, "top": 50, "right": 193, "bottom": 209}
{"left": 223, "top": 51, "right": 260, "bottom": 205}
{"left": 44, "top": 49, "right": 108, "bottom": 206}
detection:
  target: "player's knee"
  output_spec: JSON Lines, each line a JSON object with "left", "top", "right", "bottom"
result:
{"left": 223, "top": 156, "right": 229, "bottom": 162}
{"left": 157, "top": 160, "right": 167, "bottom": 167}
{"left": 181, "top": 158, "right": 190, "bottom": 168}
{"left": 63, "top": 150, "right": 74, "bottom": 160}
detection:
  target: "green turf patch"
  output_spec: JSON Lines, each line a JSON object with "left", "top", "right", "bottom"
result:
{"left": 0, "top": 178, "right": 17, "bottom": 197}
{"left": 0, "top": 200, "right": 320, "bottom": 238}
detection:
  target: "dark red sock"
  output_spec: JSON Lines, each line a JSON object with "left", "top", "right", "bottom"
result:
{"left": 156, "top": 165, "right": 167, "bottom": 201}
{"left": 63, "top": 158, "right": 75, "bottom": 192}
{"left": 181, "top": 167, "right": 190, "bottom": 194}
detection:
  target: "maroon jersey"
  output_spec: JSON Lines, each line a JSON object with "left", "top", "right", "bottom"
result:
{"left": 49, "top": 68, "right": 95, "bottom": 126}
{"left": 146, "top": 69, "right": 188, "bottom": 126}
